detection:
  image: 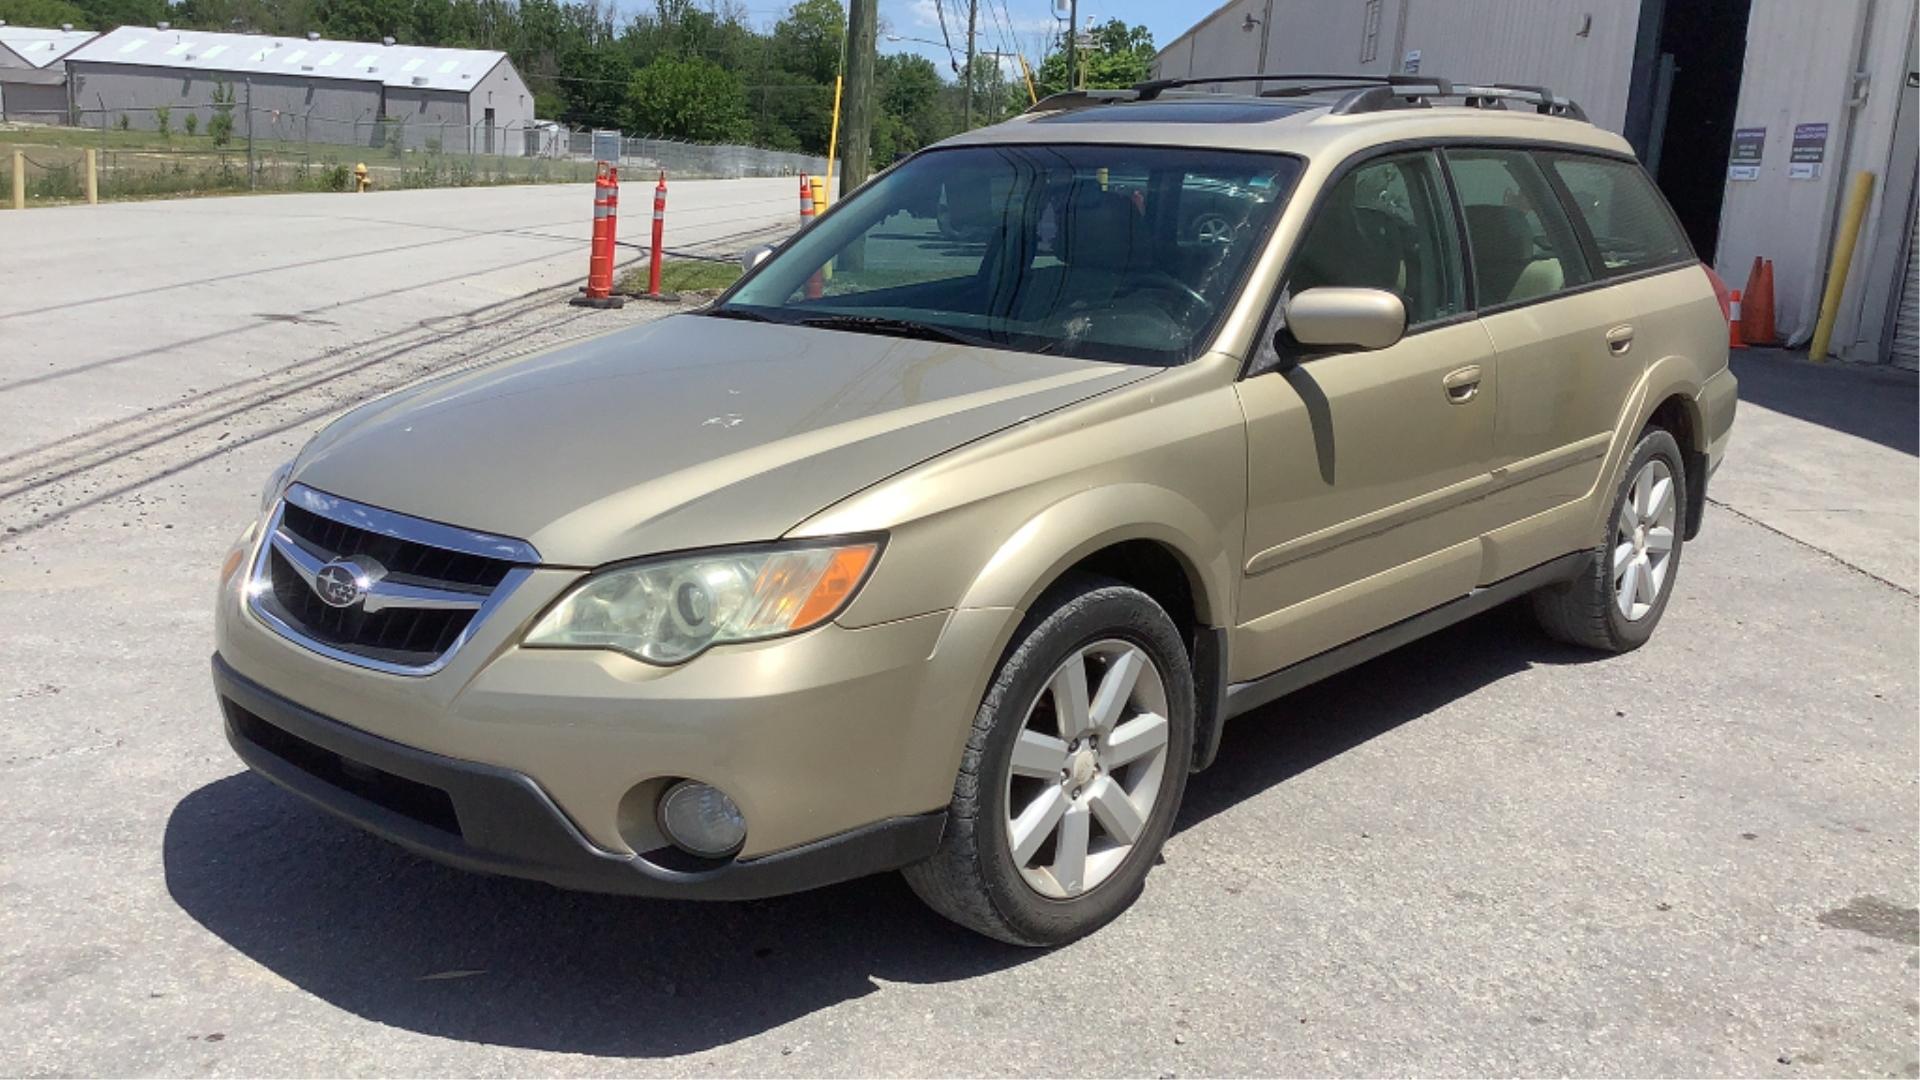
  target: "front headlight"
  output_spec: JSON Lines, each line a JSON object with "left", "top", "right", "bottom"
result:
{"left": 260, "top": 459, "right": 294, "bottom": 510}
{"left": 523, "top": 539, "right": 881, "bottom": 665}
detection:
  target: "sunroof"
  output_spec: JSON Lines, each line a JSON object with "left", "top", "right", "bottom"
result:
{"left": 1032, "top": 99, "right": 1315, "bottom": 125}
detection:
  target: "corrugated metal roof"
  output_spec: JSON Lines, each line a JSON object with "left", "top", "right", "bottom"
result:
{"left": 68, "top": 25, "right": 508, "bottom": 93}
{"left": 0, "top": 26, "right": 100, "bottom": 69}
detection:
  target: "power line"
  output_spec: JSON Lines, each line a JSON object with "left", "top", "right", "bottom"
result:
{"left": 931, "top": 0, "right": 962, "bottom": 73}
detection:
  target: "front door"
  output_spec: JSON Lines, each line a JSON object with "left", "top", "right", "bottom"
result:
{"left": 1233, "top": 150, "right": 1494, "bottom": 681}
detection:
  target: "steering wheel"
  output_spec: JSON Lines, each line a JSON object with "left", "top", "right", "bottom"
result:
{"left": 1118, "top": 270, "right": 1214, "bottom": 322}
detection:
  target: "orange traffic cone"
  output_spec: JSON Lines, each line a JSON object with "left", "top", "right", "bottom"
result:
{"left": 1728, "top": 289, "right": 1745, "bottom": 349}
{"left": 1740, "top": 256, "right": 1777, "bottom": 347}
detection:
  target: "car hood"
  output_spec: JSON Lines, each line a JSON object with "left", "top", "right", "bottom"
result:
{"left": 293, "top": 314, "right": 1150, "bottom": 566}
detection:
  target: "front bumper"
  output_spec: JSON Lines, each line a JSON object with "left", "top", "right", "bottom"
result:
{"left": 215, "top": 654, "right": 947, "bottom": 898}
{"left": 214, "top": 518, "right": 1021, "bottom": 874}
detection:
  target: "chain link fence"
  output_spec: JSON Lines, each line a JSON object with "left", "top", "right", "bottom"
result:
{"left": 2, "top": 103, "right": 835, "bottom": 204}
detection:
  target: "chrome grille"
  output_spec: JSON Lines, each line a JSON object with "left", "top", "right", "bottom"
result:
{"left": 246, "top": 484, "right": 539, "bottom": 676}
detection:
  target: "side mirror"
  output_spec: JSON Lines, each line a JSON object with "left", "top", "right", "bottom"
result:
{"left": 1283, "top": 287, "right": 1407, "bottom": 352}
{"left": 740, "top": 243, "right": 776, "bottom": 272}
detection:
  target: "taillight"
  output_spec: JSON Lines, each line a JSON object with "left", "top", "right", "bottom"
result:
{"left": 1703, "top": 264, "right": 1732, "bottom": 323}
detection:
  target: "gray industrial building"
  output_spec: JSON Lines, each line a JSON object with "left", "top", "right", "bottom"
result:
{"left": 64, "top": 25, "right": 535, "bottom": 156}
{"left": 0, "top": 24, "right": 96, "bottom": 121}
{"left": 1154, "top": 0, "right": 1919, "bottom": 369}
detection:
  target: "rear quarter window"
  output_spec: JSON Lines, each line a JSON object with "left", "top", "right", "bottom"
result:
{"left": 1544, "top": 154, "right": 1693, "bottom": 276}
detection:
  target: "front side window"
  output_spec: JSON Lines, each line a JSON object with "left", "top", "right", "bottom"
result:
{"left": 718, "top": 144, "right": 1303, "bottom": 366}
{"left": 1285, "top": 150, "right": 1465, "bottom": 327}
{"left": 1447, "top": 148, "right": 1593, "bottom": 307}
{"left": 1544, "top": 153, "right": 1692, "bottom": 275}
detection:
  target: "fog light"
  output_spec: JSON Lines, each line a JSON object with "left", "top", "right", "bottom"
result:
{"left": 657, "top": 781, "right": 746, "bottom": 858}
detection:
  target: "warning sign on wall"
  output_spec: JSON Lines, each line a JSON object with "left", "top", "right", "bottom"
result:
{"left": 1728, "top": 127, "right": 1765, "bottom": 181}
{"left": 1789, "top": 122, "right": 1828, "bottom": 180}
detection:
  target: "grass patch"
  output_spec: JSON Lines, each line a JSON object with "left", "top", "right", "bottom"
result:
{"left": 1, "top": 122, "right": 596, "bottom": 207}
{"left": 616, "top": 259, "right": 742, "bottom": 297}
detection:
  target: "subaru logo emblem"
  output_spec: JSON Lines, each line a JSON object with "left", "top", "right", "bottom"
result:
{"left": 313, "top": 558, "right": 372, "bottom": 609}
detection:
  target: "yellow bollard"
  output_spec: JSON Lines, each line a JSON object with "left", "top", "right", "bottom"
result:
{"left": 11, "top": 150, "right": 22, "bottom": 210}
{"left": 824, "top": 73, "right": 842, "bottom": 201}
{"left": 810, "top": 175, "right": 831, "bottom": 280}
{"left": 1809, "top": 170, "right": 1876, "bottom": 363}
{"left": 85, "top": 148, "right": 97, "bottom": 205}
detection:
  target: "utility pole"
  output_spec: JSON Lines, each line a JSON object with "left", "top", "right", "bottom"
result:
{"left": 962, "top": 0, "right": 978, "bottom": 129}
{"left": 843, "top": 0, "right": 876, "bottom": 190}
{"left": 244, "top": 77, "right": 255, "bottom": 190}
{"left": 1065, "top": 0, "right": 1078, "bottom": 90}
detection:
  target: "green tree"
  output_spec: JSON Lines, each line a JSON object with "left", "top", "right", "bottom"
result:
{"left": 208, "top": 81, "right": 236, "bottom": 146}
{"left": 771, "top": 0, "right": 843, "bottom": 83}
{"left": 556, "top": 41, "right": 631, "bottom": 129}
{"left": 876, "top": 52, "right": 947, "bottom": 150}
{"left": 170, "top": 0, "right": 313, "bottom": 35}
{"left": 0, "top": 0, "right": 91, "bottom": 27}
{"left": 623, "top": 55, "right": 750, "bottom": 143}
{"left": 67, "top": 0, "right": 165, "bottom": 29}
{"left": 1033, "top": 18, "right": 1155, "bottom": 97}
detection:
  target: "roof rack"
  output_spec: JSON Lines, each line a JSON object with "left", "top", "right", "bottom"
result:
{"left": 1131, "top": 72, "right": 1397, "bottom": 101}
{"left": 1023, "top": 72, "right": 1587, "bottom": 123}
{"left": 1326, "top": 78, "right": 1588, "bottom": 120}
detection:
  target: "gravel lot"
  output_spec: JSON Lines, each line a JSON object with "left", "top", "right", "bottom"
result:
{"left": 1, "top": 186, "right": 1914, "bottom": 1077}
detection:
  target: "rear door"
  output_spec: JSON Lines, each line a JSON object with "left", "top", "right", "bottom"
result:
{"left": 1445, "top": 148, "right": 1648, "bottom": 559}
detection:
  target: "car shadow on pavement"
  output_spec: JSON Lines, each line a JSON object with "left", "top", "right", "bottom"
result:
{"left": 164, "top": 778, "right": 1032, "bottom": 1058}
{"left": 164, "top": 600, "right": 1593, "bottom": 1058}
{"left": 1175, "top": 600, "right": 1604, "bottom": 833}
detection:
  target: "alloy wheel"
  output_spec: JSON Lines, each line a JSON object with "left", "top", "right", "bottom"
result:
{"left": 1004, "top": 639, "right": 1171, "bottom": 899}
{"left": 1614, "top": 459, "right": 1678, "bottom": 621}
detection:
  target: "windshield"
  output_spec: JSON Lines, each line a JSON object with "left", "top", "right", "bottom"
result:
{"left": 719, "top": 144, "right": 1303, "bottom": 366}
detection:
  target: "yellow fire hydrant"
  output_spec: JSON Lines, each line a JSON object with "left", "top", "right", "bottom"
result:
{"left": 353, "top": 162, "right": 370, "bottom": 193}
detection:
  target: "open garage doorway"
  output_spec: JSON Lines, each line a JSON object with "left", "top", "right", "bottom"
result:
{"left": 1625, "top": 0, "right": 1754, "bottom": 262}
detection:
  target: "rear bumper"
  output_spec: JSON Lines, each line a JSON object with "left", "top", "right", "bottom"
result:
{"left": 1689, "top": 365, "right": 1738, "bottom": 537}
{"left": 214, "top": 654, "right": 945, "bottom": 899}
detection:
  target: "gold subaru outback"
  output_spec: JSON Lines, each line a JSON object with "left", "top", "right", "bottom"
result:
{"left": 213, "top": 76, "right": 1737, "bottom": 945}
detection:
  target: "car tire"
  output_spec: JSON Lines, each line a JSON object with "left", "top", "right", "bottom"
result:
{"left": 904, "top": 576, "right": 1195, "bottom": 946}
{"left": 1531, "top": 426, "right": 1688, "bottom": 652}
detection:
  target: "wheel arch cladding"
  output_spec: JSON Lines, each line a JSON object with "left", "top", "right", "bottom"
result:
{"left": 955, "top": 484, "right": 1232, "bottom": 626}
{"left": 1647, "top": 391, "right": 1710, "bottom": 540}
{"left": 959, "top": 491, "right": 1232, "bottom": 774}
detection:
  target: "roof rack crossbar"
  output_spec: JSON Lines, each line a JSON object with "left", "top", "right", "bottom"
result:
{"left": 1024, "top": 72, "right": 1588, "bottom": 123}
{"left": 1131, "top": 72, "right": 1394, "bottom": 101}
{"left": 1330, "top": 79, "right": 1586, "bottom": 121}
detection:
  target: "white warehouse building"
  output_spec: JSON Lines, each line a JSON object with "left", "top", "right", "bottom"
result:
{"left": 1153, "top": 0, "right": 1919, "bottom": 368}
{"left": 0, "top": 23, "right": 96, "bottom": 121}
{"left": 64, "top": 25, "right": 535, "bottom": 156}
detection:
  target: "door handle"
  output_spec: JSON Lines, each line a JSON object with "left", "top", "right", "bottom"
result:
{"left": 1605, "top": 324, "right": 1636, "bottom": 355}
{"left": 1442, "top": 364, "right": 1482, "bottom": 404}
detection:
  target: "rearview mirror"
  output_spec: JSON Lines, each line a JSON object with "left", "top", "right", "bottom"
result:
{"left": 1284, "top": 287, "right": 1407, "bottom": 352}
{"left": 740, "top": 244, "right": 775, "bottom": 272}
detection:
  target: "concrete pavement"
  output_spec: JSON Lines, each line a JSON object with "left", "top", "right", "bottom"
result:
{"left": 0, "top": 189, "right": 1914, "bottom": 1076}
{"left": 1711, "top": 348, "right": 1919, "bottom": 595}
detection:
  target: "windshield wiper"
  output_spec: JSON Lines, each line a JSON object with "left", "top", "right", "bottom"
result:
{"left": 796, "top": 313, "right": 985, "bottom": 346}
{"left": 704, "top": 306, "right": 781, "bottom": 323}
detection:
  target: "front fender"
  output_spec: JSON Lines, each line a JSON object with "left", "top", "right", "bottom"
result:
{"left": 954, "top": 483, "right": 1232, "bottom": 624}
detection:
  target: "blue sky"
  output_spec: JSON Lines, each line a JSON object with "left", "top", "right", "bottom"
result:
{"left": 711, "top": 0, "right": 1197, "bottom": 80}
{"left": 875, "top": 0, "right": 1193, "bottom": 77}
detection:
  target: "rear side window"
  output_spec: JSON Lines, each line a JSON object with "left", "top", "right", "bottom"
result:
{"left": 1545, "top": 154, "right": 1692, "bottom": 275}
{"left": 1446, "top": 149, "right": 1592, "bottom": 308}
